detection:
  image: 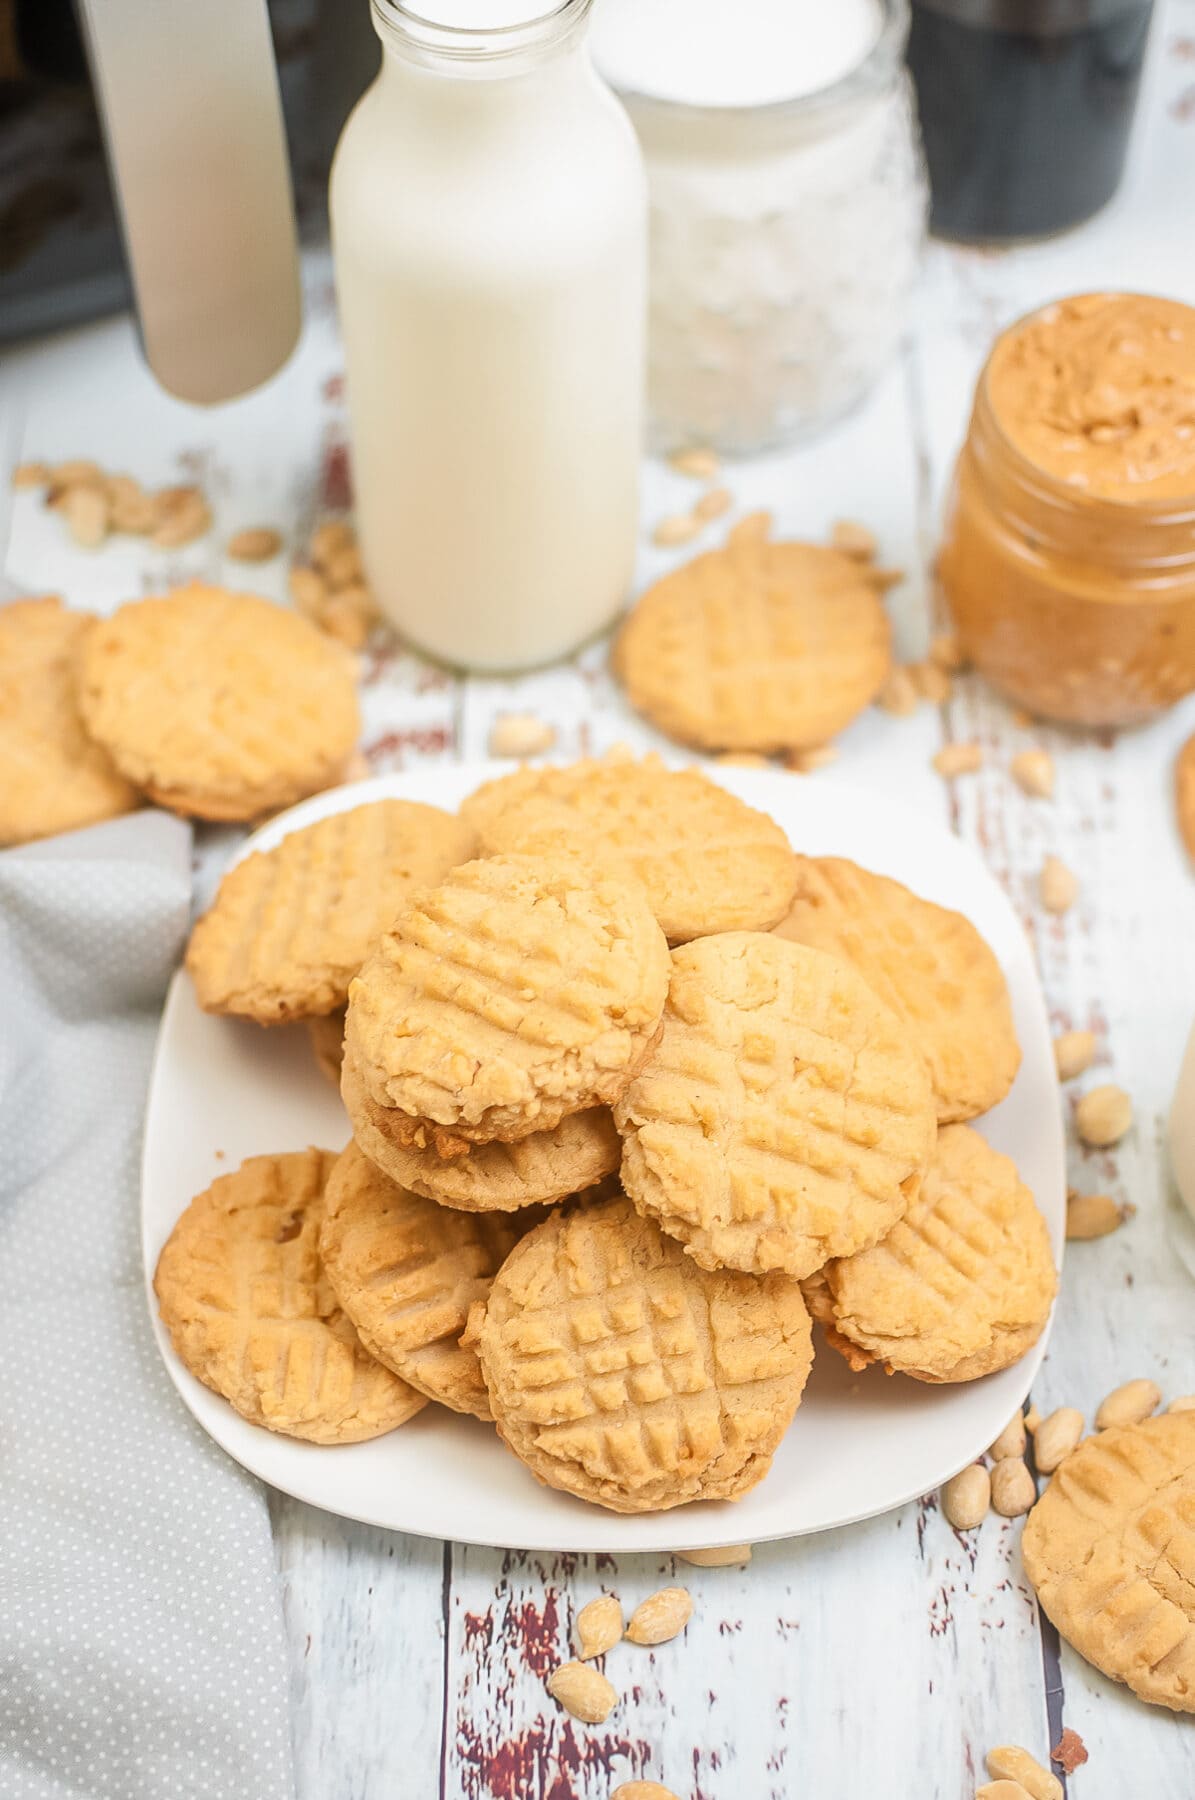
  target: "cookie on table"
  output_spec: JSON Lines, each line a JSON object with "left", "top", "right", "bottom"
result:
{"left": 813, "top": 1123, "right": 1056, "bottom": 1382}
{"left": 343, "top": 1050, "right": 621, "bottom": 1210}
{"left": 615, "top": 932, "right": 937, "bottom": 1278}
{"left": 773, "top": 856, "right": 1020, "bottom": 1123}
{"left": 1022, "top": 1412, "right": 1195, "bottom": 1713}
{"left": 77, "top": 583, "right": 360, "bottom": 821}
{"left": 308, "top": 1009, "right": 347, "bottom": 1085}
{"left": 0, "top": 597, "right": 139, "bottom": 847}
{"left": 476, "top": 1191, "right": 814, "bottom": 1513}
{"left": 186, "top": 798, "right": 476, "bottom": 1022}
{"left": 153, "top": 1148, "right": 425, "bottom": 1444}
{"left": 344, "top": 853, "right": 670, "bottom": 1155}
{"left": 613, "top": 539, "right": 891, "bottom": 753}
{"left": 459, "top": 751, "right": 797, "bottom": 944}
{"left": 319, "top": 1141, "right": 536, "bottom": 1418}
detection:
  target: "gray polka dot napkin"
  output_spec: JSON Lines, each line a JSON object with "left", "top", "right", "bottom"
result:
{"left": 0, "top": 813, "right": 294, "bottom": 1800}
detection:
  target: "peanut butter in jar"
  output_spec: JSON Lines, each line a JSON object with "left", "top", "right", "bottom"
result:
{"left": 938, "top": 292, "right": 1195, "bottom": 726}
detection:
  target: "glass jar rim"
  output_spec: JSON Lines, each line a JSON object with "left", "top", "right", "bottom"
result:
{"left": 372, "top": 0, "right": 591, "bottom": 61}
{"left": 607, "top": 0, "right": 909, "bottom": 120}
{"left": 975, "top": 291, "right": 1195, "bottom": 524}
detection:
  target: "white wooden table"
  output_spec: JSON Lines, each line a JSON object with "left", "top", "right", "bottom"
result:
{"left": 4, "top": 8, "right": 1195, "bottom": 1794}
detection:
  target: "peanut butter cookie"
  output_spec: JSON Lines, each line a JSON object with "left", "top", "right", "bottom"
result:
{"left": 0, "top": 597, "right": 138, "bottom": 847}
{"left": 343, "top": 1049, "right": 621, "bottom": 1210}
{"left": 773, "top": 856, "right": 1020, "bottom": 1123}
{"left": 613, "top": 539, "right": 891, "bottom": 753}
{"left": 459, "top": 752, "right": 796, "bottom": 943}
{"left": 77, "top": 583, "right": 360, "bottom": 820}
{"left": 320, "top": 1141, "right": 531, "bottom": 1418}
{"left": 814, "top": 1124, "right": 1056, "bottom": 1382}
{"left": 153, "top": 1148, "right": 425, "bottom": 1443}
{"left": 344, "top": 853, "right": 670, "bottom": 1153}
{"left": 186, "top": 798, "right": 475, "bottom": 1022}
{"left": 1023, "top": 1412, "right": 1195, "bottom": 1713}
{"left": 476, "top": 1192, "right": 814, "bottom": 1512}
{"left": 308, "top": 1009, "right": 347, "bottom": 1085}
{"left": 615, "top": 932, "right": 937, "bottom": 1278}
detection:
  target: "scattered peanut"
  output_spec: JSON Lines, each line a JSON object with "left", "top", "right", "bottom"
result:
{"left": 624, "top": 1587, "right": 693, "bottom": 1647}
{"left": 985, "top": 1746, "right": 1062, "bottom": 1800}
{"left": 1167, "top": 1394, "right": 1195, "bottom": 1413}
{"left": 989, "top": 1457, "right": 1036, "bottom": 1518}
{"left": 715, "top": 752, "right": 771, "bottom": 767}
{"left": 668, "top": 446, "right": 719, "bottom": 480}
{"left": 976, "top": 1782, "right": 1035, "bottom": 1800}
{"left": 318, "top": 589, "right": 374, "bottom": 648}
{"left": 1074, "top": 1083, "right": 1133, "bottom": 1148}
{"left": 546, "top": 1661, "right": 618, "bottom": 1723}
{"left": 1066, "top": 1191, "right": 1130, "bottom": 1240}
{"left": 51, "top": 458, "right": 104, "bottom": 488}
{"left": 1095, "top": 1378, "right": 1160, "bottom": 1430}
{"left": 941, "top": 1463, "right": 991, "bottom": 1530}
{"left": 1032, "top": 1408, "right": 1084, "bottom": 1474}
{"left": 929, "top": 631, "right": 966, "bottom": 671}
{"left": 1039, "top": 855, "right": 1078, "bottom": 915}
{"left": 324, "top": 543, "right": 365, "bottom": 588}
{"left": 289, "top": 566, "right": 328, "bottom": 618}
{"left": 611, "top": 1784, "right": 681, "bottom": 1800}
{"left": 877, "top": 666, "right": 920, "bottom": 717}
{"left": 1024, "top": 1404, "right": 1041, "bottom": 1435}
{"left": 488, "top": 713, "right": 557, "bottom": 759}
{"left": 864, "top": 565, "right": 905, "bottom": 593}
{"left": 106, "top": 475, "right": 156, "bottom": 534}
{"left": 1053, "top": 1029, "right": 1096, "bottom": 1082}
{"left": 676, "top": 1545, "right": 752, "bottom": 1567}
{"left": 911, "top": 659, "right": 952, "bottom": 704}
{"left": 652, "top": 513, "right": 701, "bottom": 547}
{"left": 693, "top": 486, "right": 732, "bottom": 522}
{"left": 151, "top": 484, "right": 212, "bottom": 548}
{"left": 227, "top": 526, "right": 283, "bottom": 563}
{"left": 574, "top": 1594, "right": 623, "bottom": 1661}
{"left": 786, "top": 746, "right": 839, "bottom": 774}
{"left": 12, "top": 461, "right": 51, "bottom": 488}
{"left": 988, "top": 1414, "right": 1027, "bottom": 1461}
{"left": 727, "top": 508, "right": 771, "bottom": 548}
{"left": 63, "top": 485, "right": 109, "bottom": 548}
{"left": 830, "top": 518, "right": 877, "bottom": 561}
{"left": 1010, "top": 749, "right": 1055, "bottom": 799}
{"left": 933, "top": 741, "right": 983, "bottom": 778}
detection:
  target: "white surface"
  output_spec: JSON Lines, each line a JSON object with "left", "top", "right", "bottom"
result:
{"left": 591, "top": 0, "right": 883, "bottom": 106}
{"left": 142, "top": 763, "right": 1064, "bottom": 1553}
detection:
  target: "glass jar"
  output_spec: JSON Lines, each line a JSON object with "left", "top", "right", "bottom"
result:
{"left": 330, "top": 0, "right": 646, "bottom": 672}
{"left": 938, "top": 295, "right": 1195, "bottom": 727}
{"left": 594, "top": 0, "right": 926, "bottom": 455}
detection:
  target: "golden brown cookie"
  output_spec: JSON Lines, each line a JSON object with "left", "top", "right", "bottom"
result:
{"left": 0, "top": 597, "right": 139, "bottom": 847}
{"left": 476, "top": 1191, "right": 814, "bottom": 1512}
{"left": 614, "top": 539, "right": 892, "bottom": 753}
{"left": 615, "top": 932, "right": 937, "bottom": 1277}
{"left": 345, "top": 853, "right": 670, "bottom": 1153}
{"left": 77, "top": 583, "right": 360, "bottom": 820}
{"left": 814, "top": 1123, "right": 1056, "bottom": 1382}
{"left": 319, "top": 1141, "right": 534, "bottom": 1417}
{"left": 153, "top": 1148, "right": 425, "bottom": 1443}
{"left": 1023, "top": 1412, "right": 1195, "bottom": 1713}
{"left": 343, "top": 1049, "right": 620, "bottom": 1210}
{"left": 186, "top": 799, "right": 476, "bottom": 1022}
{"left": 773, "top": 856, "right": 1021, "bottom": 1123}
{"left": 459, "top": 752, "right": 796, "bottom": 944}
{"left": 308, "top": 1009, "right": 347, "bottom": 1085}
{"left": 1177, "top": 733, "right": 1195, "bottom": 864}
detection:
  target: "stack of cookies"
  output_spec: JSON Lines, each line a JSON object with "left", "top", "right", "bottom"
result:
{"left": 157, "top": 750, "right": 1058, "bottom": 1516}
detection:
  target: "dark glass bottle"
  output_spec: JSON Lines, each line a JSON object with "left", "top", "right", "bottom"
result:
{"left": 906, "top": 0, "right": 1155, "bottom": 242}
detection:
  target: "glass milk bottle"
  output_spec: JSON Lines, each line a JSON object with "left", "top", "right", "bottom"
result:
{"left": 330, "top": 0, "right": 647, "bottom": 671}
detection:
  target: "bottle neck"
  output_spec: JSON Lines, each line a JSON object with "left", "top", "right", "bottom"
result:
{"left": 371, "top": 0, "right": 593, "bottom": 80}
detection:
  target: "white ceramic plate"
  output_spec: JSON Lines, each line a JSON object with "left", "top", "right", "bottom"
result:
{"left": 142, "top": 763, "right": 1065, "bottom": 1552}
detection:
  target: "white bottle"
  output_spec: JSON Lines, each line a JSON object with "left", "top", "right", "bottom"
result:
{"left": 330, "top": 0, "right": 647, "bottom": 671}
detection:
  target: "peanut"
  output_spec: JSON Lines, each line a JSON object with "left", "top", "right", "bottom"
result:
{"left": 877, "top": 666, "right": 920, "bottom": 717}
{"left": 324, "top": 543, "right": 365, "bottom": 589}
{"left": 624, "top": 1586, "right": 693, "bottom": 1646}
{"left": 693, "top": 486, "right": 732, "bottom": 521}
{"left": 989, "top": 1457, "right": 1036, "bottom": 1518}
{"left": 1024, "top": 1404, "right": 1041, "bottom": 1435}
{"left": 933, "top": 741, "right": 983, "bottom": 778}
{"left": 830, "top": 518, "right": 877, "bottom": 561}
{"left": 1095, "top": 1378, "right": 1160, "bottom": 1430}
{"left": 227, "top": 526, "right": 283, "bottom": 563}
{"left": 676, "top": 1545, "right": 752, "bottom": 1567}
{"left": 546, "top": 1660, "right": 618, "bottom": 1723}
{"left": 107, "top": 477, "right": 157, "bottom": 534}
{"left": 1074, "top": 1083, "right": 1132, "bottom": 1148}
{"left": 51, "top": 458, "right": 104, "bottom": 487}
{"left": 574, "top": 1594, "right": 623, "bottom": 1661}
{"left": 1066, "top": 1191, "right": 1129, "bottom": 1240}
{"left": 668, "top": 446, "right": 719, "bottom": 480}
{"left": 1010, "top": 749, "right": 1055, "bottom": 799}
{"left": 786, "top": 746, "right": 839, "bottom": 774}
{"left": 1053, "top": 1029, "right": 1096, "bottom": 1082}
{"left": 311, "top": 519, "right": 355, "bottom": 568}
{"left": 988, "top": 1414, "right": 1026, "bottom": 1461}
{"left": 488, "top": 713, "right": 557, "bottom": 759}
{"left": 151, "top": 485, "right": 211, "bottom": 548}
{"left": 940, "top": 1463, "right": 990, "bottom": 1530}
{"left": 12, "top": 461, "right": 50, "bottom": 489}
{"left": 289, "top": 566, "right": 328, "bottom": 618}
{"left": 985, "top": 1745, "right": 1063, "bottom": 1800}
{"left": 727, "top": 508, "right": 771, "bottom": 548}
{"left": 652, "top": 513, "right": 701, "bottom": 548}
{"left": 63, "top": 485, "right": 109, "bottom": 548}
{"left": 1039, "top": 855, "right": 1078, "bottom": 915}
{"left": 318, "top": 590, "right": 373, "bottom": 649}
{"left": 1032, "top": 1408, "right": 1084, "bottom": 1474}
{"left": 611, "top": 1784, "right": 681, "bottom": 1800}
{"left": 976, "top": 1783, "right": 1035, "bottom": 1800}
{"left": 1167, "top": 1394, "right": 1195, "bottom": 1413}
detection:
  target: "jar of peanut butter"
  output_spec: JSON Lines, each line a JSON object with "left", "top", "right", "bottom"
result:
{"left": 938, "top": 292, "right": 1195, "bottom": 726}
